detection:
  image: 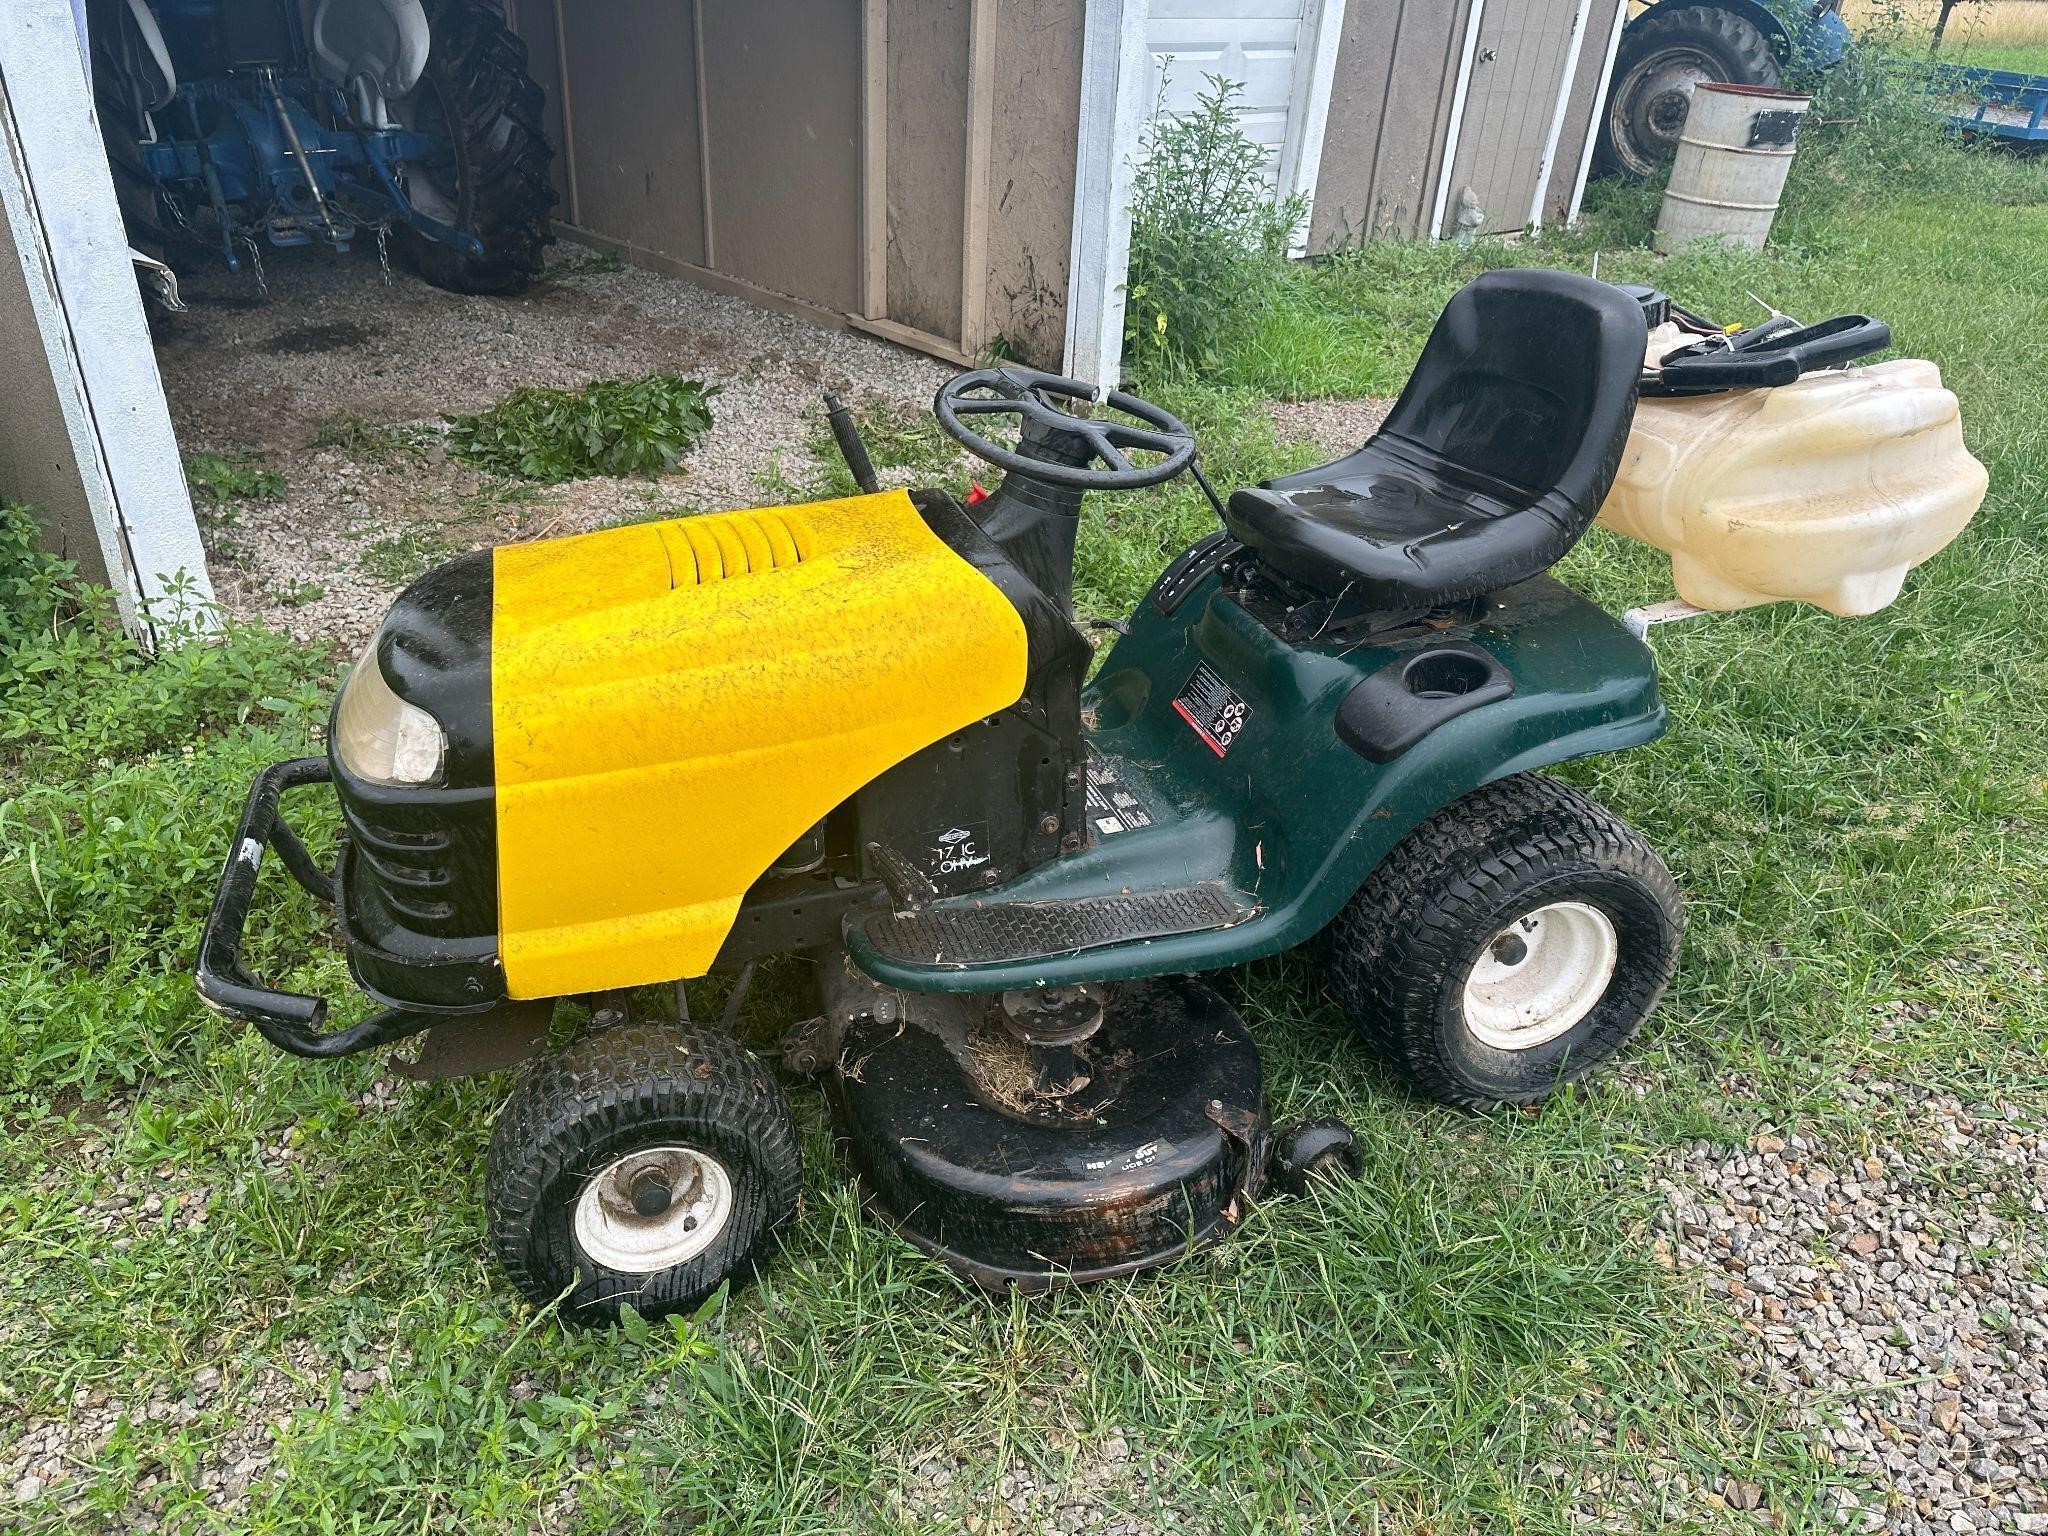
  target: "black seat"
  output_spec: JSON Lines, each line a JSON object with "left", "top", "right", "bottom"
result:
{"left": 1224, "top": 268, "right": 1647, "bottom": 610}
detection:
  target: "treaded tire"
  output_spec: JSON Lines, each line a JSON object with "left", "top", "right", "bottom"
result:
{"left": 1325, "top": 773, "right": 1683, "bottom": 1111}
{"left": 1593, "top": 4, "right": 1780, "bottom": 182}
{"left": 399, "top": 0, "right": 556, "bottom": 294}
{"left": 98, "top": 119, "right": 172, "bottom": 256}
{"left": 486, "top": 1022, "right": 801, "bottom": 1325}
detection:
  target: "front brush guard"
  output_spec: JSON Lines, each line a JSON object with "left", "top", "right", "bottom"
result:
{"left": 195, "top": 757, "right": 437, "bottom": 1058}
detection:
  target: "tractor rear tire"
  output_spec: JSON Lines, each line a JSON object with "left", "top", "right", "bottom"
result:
{"left": 1593, "top": 4, "right": 1781, "bottom": 182}
{"left": 1323, "top": 773, "right": 1683, "bottom": 1111}
{"left": 399, "top": 0, "right": 556, "bottom": 295}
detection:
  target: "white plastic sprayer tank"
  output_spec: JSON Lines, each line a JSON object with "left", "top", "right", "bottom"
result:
{"left": 1598, "top": 335, "right": 1987, "bottom": 616}
{"left": 1655, "top": 82, "right": 1810, "bottom": 253}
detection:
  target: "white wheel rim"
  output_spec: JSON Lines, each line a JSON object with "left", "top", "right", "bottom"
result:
{"left": 573, "top": 1145, "right": 733, "bottom": 1274}
{"left": 1462, "top": 901, "right": 1619, "bottom": 1051}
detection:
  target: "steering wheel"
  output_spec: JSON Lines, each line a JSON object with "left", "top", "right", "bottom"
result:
{"left": 934, "top": 367, "right": 1197, "bottom": 490}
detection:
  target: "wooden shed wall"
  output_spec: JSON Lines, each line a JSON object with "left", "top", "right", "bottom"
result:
{"left": 505, "top": 0, "right": 1076, "bottom": 369}
{"left": 1306, "top": 0, "right": 1474, "bottom": 247}
{"left": 1308, "top": 0, "right": 1614, "bottom": 245}
{"left": 981, "top": 0, "right": 1082, "bottom": 368}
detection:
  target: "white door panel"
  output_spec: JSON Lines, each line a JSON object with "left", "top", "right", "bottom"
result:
{"left": 1144, "top": 0, "right": 1346, "bottom": 245}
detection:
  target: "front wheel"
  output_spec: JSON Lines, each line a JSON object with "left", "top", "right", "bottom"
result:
{"left": 486, "top": 1022, "right": 802, "bottom": 1325}
{"left": 1325, "top": 774, "right": 1683, "bottom": 1110}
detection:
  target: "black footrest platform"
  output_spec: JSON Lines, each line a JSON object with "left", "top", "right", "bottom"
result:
{"left": 858, "top": 883, "right": 1252, "bottom": 969}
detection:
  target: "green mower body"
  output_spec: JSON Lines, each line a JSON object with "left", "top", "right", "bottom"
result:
{"left": 850, "top": 563, "right": 1666, "bottom": 993}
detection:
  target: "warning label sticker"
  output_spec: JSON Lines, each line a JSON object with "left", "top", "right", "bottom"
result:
{"left": 1085, "top": 750, "right": 1154, "bottom": 838}
{"left": 1171, "top": 662, "right": 1250, "bottom": 757}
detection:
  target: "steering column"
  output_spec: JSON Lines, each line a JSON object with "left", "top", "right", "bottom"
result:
{"left": 933, "top": 367, "right": 1196, "bottom": 617}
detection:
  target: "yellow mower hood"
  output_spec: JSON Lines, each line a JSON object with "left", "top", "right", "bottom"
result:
{"left": 490, "top": 490, "right": 1028, "bottom": 998}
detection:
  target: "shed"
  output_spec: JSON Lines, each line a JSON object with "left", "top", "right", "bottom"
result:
{"left": 507, "top": 0, "right": 1084, "bottom": 373}
{"left": 511, "top": 0, "right": 1630, "bottom": 379}
{"left": 2, "top": 0, "right": 1631, "bottom": 632}
{"left": 1311, "top": 0, "right": 1628, "bottom": 246}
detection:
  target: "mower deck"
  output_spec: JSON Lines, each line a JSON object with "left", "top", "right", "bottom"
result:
{"left": 823, "top": 973, "right": 1266, "bottom": 1289}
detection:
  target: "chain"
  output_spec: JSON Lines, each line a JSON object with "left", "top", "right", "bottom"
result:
{"left": 376, "top": 222, "right": 392, "bottom": 284}
{"left": 242, "top": 235, "right": 268, "bottom": 296}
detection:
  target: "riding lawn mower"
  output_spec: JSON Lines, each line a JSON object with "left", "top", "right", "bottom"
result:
{"left": 196, "top": 270, "right": 1984, "bottom": 1323}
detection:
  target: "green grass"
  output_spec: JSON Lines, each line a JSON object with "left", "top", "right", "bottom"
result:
{"left": 803, "top": 398, "right": 975, "bottom": 498}
{"left": 1940, "top": 38, "right": 2048, "bottom": 72}
{"left": 184, "top": 451, "right": 286, "bottom": 508}
{"left": 3, "top": 117, "right": 2047, "bottom": 1533}
{"left": 356, "top": 522, "right": 459, "bottom": 586}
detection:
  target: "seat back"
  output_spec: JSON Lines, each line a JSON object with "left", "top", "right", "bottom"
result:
{"left": 312, "top": 0, "right": 431, "bottom": 103}
{"left": 1225, "top": 270, "right": 1647, "bottom": 612}
{"left": 1373, "top": 267, "right": 1646, "bottom": 512}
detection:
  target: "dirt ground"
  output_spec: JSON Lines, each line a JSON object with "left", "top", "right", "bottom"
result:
{"left": 153, "top": 241, "right": 1404, "bottom": 656}
{"left": 157, "top": 242, "right": 950, "bottom": 648}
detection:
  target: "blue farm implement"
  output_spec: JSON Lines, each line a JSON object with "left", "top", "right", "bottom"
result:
{"left": 88, "top": 0, "right": 555, "bottom": 296}
{"left": 1928, "top": 65, "right": 2048, "bottom": 146}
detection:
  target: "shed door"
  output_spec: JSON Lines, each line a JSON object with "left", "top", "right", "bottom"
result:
{"left": 1442, "top": 0, "right": 1586, "bottom": 236}
{"left": 1143, "top": 0, "right": 1345, "bottom": 228}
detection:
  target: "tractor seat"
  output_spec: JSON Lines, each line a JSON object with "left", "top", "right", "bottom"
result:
{"left": 1224, "top": 269, "right": 1648, "bottom": 611}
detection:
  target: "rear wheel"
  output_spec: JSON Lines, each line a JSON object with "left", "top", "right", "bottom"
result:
{"left": 486, "top": 1022, "right": 801, "bottom": 1325}
{"left": 1593, "top": 4, "right": 1781, "bottom": 182}
{"left": 396, "top": 0, "right": 556, "bottom": 294}
{"left": 1324, "top": 773, "right": 1683, "bottom": 1110}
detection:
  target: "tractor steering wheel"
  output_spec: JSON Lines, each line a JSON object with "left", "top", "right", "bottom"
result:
{"left": 934, "top": 367, "right": 1197, "bottom": 490}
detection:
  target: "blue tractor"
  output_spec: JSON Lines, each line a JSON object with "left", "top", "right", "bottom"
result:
{"left": 1594, "top": 0, "right": 1853, "bottom": 180}
{"left": 87, "top": 0, "right": 555, "bottom": 296}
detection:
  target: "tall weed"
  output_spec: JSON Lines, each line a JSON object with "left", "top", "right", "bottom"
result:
{"left": 1124, "top": 75, "right": 1307, "bottom": 377}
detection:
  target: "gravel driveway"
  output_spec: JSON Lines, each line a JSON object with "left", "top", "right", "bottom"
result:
{"left": 156, "top": 243, "right": 949, "bottom": 648}
{"left": 1660, "top": 1091, "right": 2047, "bottom": 1533}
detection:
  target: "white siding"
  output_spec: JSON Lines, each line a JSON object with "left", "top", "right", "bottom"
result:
{"left": 1142, "top": 0, "right": 1347, "bottom": 247}
{"left": 0, "top": 0, "right": 210, "bottom": 643}
{"left": 1146, "top": 0, "right": 1307, "bottom": 173}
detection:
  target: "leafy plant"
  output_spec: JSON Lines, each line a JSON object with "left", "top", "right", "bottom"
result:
{"left": 1124, "top": 74, "right": 1308, "bottom": 376}
{"left": 184, "top": 450, "right": 286, "bottom": 504}
{"left": 446, "top": 373, "right": 719, "bottom": 483}
{"left": 0, "top": 503, "right": 79, "bottom": 668}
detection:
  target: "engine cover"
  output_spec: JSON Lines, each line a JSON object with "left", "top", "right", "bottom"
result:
{"left": 825, "top": 974, "right": 1266, "bottom": 1289}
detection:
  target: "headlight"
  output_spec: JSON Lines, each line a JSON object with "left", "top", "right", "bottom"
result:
{"left": 333, "top": 637, "right": 446, "bottom": 786}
